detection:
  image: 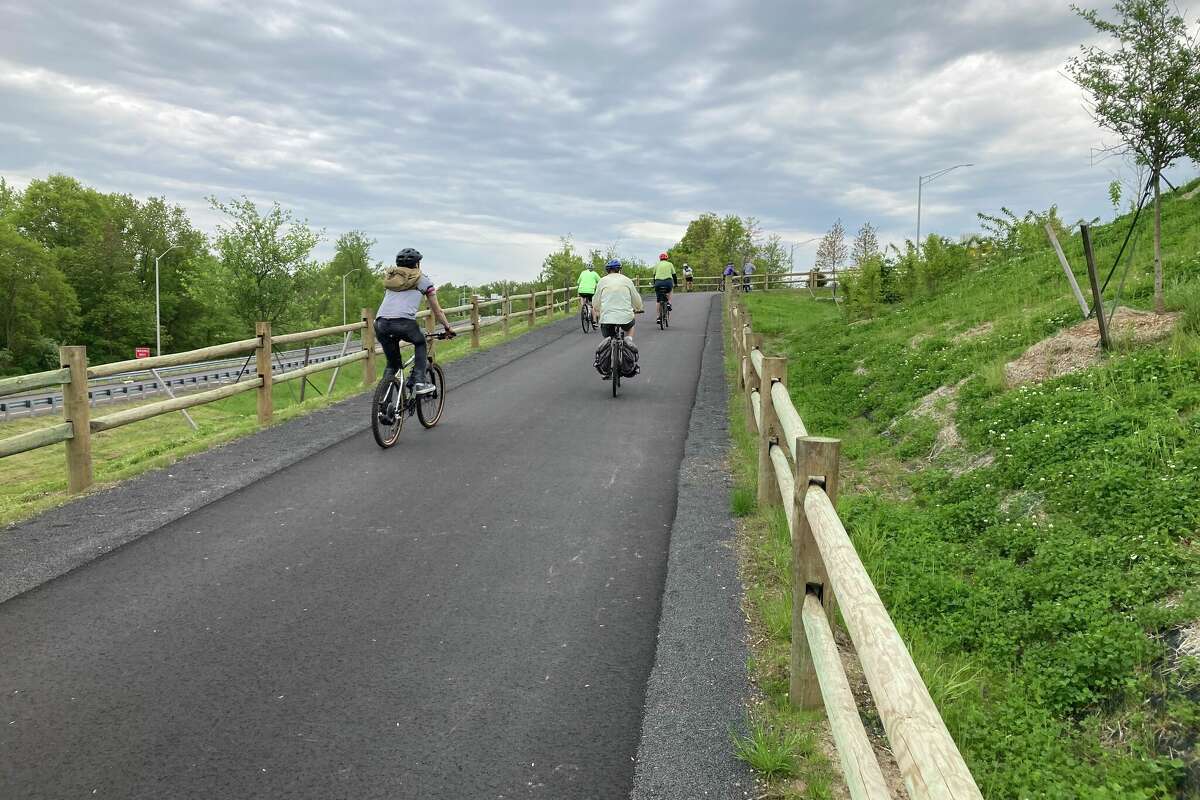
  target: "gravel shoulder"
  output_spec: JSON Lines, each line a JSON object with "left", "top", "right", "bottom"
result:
{"left": 0, "top": 318, "right": 578, "bottom": 604}
{"left": 631, "top": 294, "right": 754, "bottom": 799}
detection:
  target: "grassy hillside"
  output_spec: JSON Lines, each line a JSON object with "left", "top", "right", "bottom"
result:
{"left": 734, "top": 178, "right": 1200, "bottom": 798}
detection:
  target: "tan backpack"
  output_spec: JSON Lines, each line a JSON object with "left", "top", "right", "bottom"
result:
{"left": 383, "top": 266, "right": 422, "bottom": 292}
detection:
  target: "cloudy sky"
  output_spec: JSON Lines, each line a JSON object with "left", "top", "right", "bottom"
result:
{"left": 2, "top": 0, "right": 1198, "bottom": 285}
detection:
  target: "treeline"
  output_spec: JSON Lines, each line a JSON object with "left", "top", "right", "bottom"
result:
{"left": 0, "top": 174, "right": 562, "bottom": 375}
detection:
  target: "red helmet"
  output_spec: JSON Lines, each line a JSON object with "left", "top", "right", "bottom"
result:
{"left": 659, "top": 252, "right": 669, "bottom": 260}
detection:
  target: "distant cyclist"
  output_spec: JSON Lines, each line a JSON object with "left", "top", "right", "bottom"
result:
{"left": 375, "top": 248, "right": 455, "bottom": 395}
{"left": 652, "top": 252, "right": 677, "bottom": 322}
{"left": 577, "top": 263, "right": 599, "bottom": 309}
{"left": 682, "top": 263, "right": 694, "bottom": 291}
{"left": 742, "top": 259, "right": 756, "bottom": 292}
{"left": 593, "top": 258, "right": 644, "bottom": 343}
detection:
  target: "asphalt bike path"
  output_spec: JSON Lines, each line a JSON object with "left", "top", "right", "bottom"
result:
{"left": 0, "top": 293, "right": 717, "bottom": 799}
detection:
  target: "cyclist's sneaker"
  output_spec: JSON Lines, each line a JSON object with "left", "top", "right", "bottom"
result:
{"left": 413, "top": 382, "right": 436, "bottom": 396}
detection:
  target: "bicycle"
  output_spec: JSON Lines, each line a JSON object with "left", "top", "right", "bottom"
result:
{"left": 371, "top": 330, "right": 454, "bottom": 448}
{"left": 655, "top": 286, "right": 670, "bottom": 330}
{"left": 603, "top": 312, "right": 642, "bottom": 398}
{"left": 580, "top": 297, "right": 596, "bottom": 333}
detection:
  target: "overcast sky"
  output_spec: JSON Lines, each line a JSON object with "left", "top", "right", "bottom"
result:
{"left": 2, "top": 0, "right": 1198, "bottom": 285}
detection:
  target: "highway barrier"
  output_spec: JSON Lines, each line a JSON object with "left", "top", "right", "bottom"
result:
{"left": 728, "top": 295, "right": 982, "bottom": 800}
{"left": 0, "top": 288, "right": 577, "bottom": 493}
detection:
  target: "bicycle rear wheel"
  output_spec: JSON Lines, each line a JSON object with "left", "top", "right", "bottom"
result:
{"left": 417, "top": 362, "right": 445, "bottom": 428}
{"left": 580, "top": 303, "right": 590, "bottom": 333}
{"left": 371, "top": 377, "right": 406, "bottom": 448}
{"left": 664, "top": 301, "right": 670, "bottom": 328}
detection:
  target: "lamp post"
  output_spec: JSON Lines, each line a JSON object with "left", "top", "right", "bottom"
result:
{"left": 916, "top": 163, "right": 973, "bottom": 258}
{"left": 153, "top": 244, "right": 181, "bottom": 356}
{"left": 341, "top": 268, "right": 361, "bottom": 326}
{"left": 789, "top": 237, "right": 821, "bottom": 270}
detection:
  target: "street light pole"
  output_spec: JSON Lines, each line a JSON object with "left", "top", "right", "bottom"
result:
{"left": 341, "top": 268, "right": 361, "bottom": 327}
{"left": 916, "top": 163, "right": 973, "bottom": 258}
{"left": 153, "top": 244, "right": 181, "bottom": 356}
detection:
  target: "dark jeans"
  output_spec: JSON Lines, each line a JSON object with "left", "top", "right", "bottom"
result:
{"left": 375, "top": 317, "right": 427, "bottom": 384}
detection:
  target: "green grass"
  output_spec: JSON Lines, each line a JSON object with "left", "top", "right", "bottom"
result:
{"left": 0, "top": 312, "right": 567, "bottom": 528}
{"left": 731, "top": 177, "right": 1200, "bottom": 798}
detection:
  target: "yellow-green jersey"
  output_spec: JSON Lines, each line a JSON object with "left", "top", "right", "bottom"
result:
{"left": 653, "top": 260, "right": 677, "bottom": 281}
{"left": 577, "top": 268, "right": 600, "bottom": 295}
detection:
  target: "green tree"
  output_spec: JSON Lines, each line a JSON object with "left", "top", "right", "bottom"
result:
{"left": 539, "top": 235, "right": 586, "bottom": 288}
{"left": 815, "top": 220, "right": 847, "bottom": 280}
{"left": 1067, "top": 0, "right": 1200, "bottom": 312}
{"left": 851, "top": 222, "right": 880, "bottom": 266}
{"left": 209, "top": 196, "right": 322, "bottom": 328}
{"left": 0, "top": 221, "right": 78, "bottom": 372}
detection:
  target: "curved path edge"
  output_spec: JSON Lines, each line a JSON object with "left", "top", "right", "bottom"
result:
{"left": 631, "top": 295, "right": 754, "bottom": 799}
{"left": 0, "top": 317, "right": 579, "bottom": 605}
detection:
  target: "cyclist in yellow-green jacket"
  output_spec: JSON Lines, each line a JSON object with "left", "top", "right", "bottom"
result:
{"left": 577, "top": 264, "right": 600, "bottom": 308}
{"left": 652, "top": 252, "right": 677, "bottom": 322}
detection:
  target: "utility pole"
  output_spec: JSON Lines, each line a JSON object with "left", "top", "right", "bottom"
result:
{"left": 153, "top": 244, "right": 181, "bottom": 356}
{"left": 341, "top": 268, "right": 361, "bottom": 326}
{"left": 916, "top": 163, "right": 973, "bottom": 258}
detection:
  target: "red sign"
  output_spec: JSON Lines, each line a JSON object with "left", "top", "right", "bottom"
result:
{"left": 135, "top": 347, "right": 151, "bottom": 359}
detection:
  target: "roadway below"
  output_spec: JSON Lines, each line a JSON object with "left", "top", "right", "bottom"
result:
{"left": 0, "top": 293, "right": 723, "bottom": 799}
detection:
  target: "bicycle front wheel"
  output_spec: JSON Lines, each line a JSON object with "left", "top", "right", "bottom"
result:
{"left": 417, "top": 362, "right": 445, "bottom": 428}
{"left": 371, "top": 378, "right": 406, "bottom": 448}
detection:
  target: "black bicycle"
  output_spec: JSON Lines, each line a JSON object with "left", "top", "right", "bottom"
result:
{"left": 371, "top": 331, "right": 454, "bottom": 448}
{"left": 609, "top": 325, "right": 624, "bottom": 397}
{"left": 656, "top": 287, "right": 670, "bottom": 330}
{"left": 580, "top": 297, "right": 596, "bottom": 333}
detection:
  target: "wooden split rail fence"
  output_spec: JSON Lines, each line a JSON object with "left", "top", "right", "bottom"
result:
{"left": 728, "top": 297, "right": 981, "bottom": 800}
{"left": 0, "top": 287, "right": 580, "bottom": 494}
{"left": 635, "top": 268, "right": 853, "bottom": 294}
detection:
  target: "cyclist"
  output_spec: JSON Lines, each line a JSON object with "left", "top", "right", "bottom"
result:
{"left": 577, "top": 263, "right": 599, "bottom": 315}
{"left": 652, "top": 252, "right": 677, "bottom": 322}
{"left": 593, "top": 258, "right": 644, "bottom": 343}
{"left": 682, "top": 263, "right": 694, "bottom": 291}
{"left": 375, "top": 247, "right": 455, "bottom": 396}
{"left": 742, "top": 259, "right": 756, "bottom": 292}
{"left": 722, "top": 262, "right": 736, "bottom": 291}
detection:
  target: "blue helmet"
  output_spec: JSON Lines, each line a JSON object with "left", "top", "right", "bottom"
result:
{"left": 604, "top": 259, "right": 622, "bottom": 271}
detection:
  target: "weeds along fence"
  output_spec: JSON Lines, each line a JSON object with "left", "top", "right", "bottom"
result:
{"left": 728, "top": 296, "right": 982, "bottom": 800}
{"left": 0, "top": 287, "right": 579, "bottom": 495}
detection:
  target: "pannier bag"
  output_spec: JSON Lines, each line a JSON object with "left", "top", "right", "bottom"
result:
{"left": 594, "top": 339, "right": 639, "bottom": 377}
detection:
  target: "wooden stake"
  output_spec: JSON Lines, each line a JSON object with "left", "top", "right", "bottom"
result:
{"left": 1046, "top": 223, "right": 1090, "bottom": 317}
{"left": 791, "top": 436, "right": 840, "bottom": 710}
{"left": 1080, "top": 224, "right": 1111, "bottom": 350}
{"left": 255, "top": 322, "right": 273, "bottom": 424}
{"left": 60, "top": 346, "right": 93, "bottom": 494}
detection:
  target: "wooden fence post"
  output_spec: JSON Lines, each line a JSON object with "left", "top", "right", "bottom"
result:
{"left": 544, "top": 287, "right": 552, "bottom": 319}
{"left": 503, "top": 293, "right": 510, "bottom": 336}
{"left": 745, "top": 333, "right": 763, "bottom": 434}
{"left": 470, "top": 295, "right": 481, "bottom": 348}
{"left": 757, "top": 356, "right": 787, "bottom": 506}
{"left": 424, "top": 310, "right": 436, "bottom": 357}
{"left": 527, "top": 292, "right": 536, "bottom": 328}
{"left": 255, "top": 322, "right": 272, "bottom": 425}
{"left": 362, "top": 308, "right": 376, "bottom": 386}
{"left": 791, "top": 436, "right": 841, "bottom": 710}
{"left": 60, "top": 345, "right": 93, "bottom": 494}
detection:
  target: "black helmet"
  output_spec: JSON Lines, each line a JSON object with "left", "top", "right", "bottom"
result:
{"left": 395, "top": 248, "right": 422, "bottom": 267}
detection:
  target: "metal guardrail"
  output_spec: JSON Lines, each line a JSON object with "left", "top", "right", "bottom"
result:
{"left": 728, "top": 295, "right": 982, "bottom": 800}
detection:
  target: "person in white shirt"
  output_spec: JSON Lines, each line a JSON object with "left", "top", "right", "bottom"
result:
{"left": 742, "top": 260, "right": 756, "bottom": 292}
{"left": 592, "top": 259, "right": 645, "bottom": 342}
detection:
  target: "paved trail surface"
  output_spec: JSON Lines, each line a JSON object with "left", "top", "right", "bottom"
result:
{"left": 0, "top": 293, "right": 718, "bottom": 799}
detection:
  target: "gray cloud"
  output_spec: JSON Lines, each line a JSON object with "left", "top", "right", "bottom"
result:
{"left": 2, "top": 0, "right": 1197, "bottom": 283}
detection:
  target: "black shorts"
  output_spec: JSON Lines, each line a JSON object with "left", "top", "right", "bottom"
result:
{"left": 653, "top": 279, "right": 673, "bottom": 301}
{"left": 579, "top": 292, "right": 594, "bottom": 301}
{"left": 600, "top": 321, "right": 635, "bottom": 337}
{"left": 685, "top": 275, "right": 693, "bottom": 282}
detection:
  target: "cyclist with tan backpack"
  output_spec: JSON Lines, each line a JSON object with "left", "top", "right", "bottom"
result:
{"left": 375, "top": 248, "right": 455, "bottom": 396}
